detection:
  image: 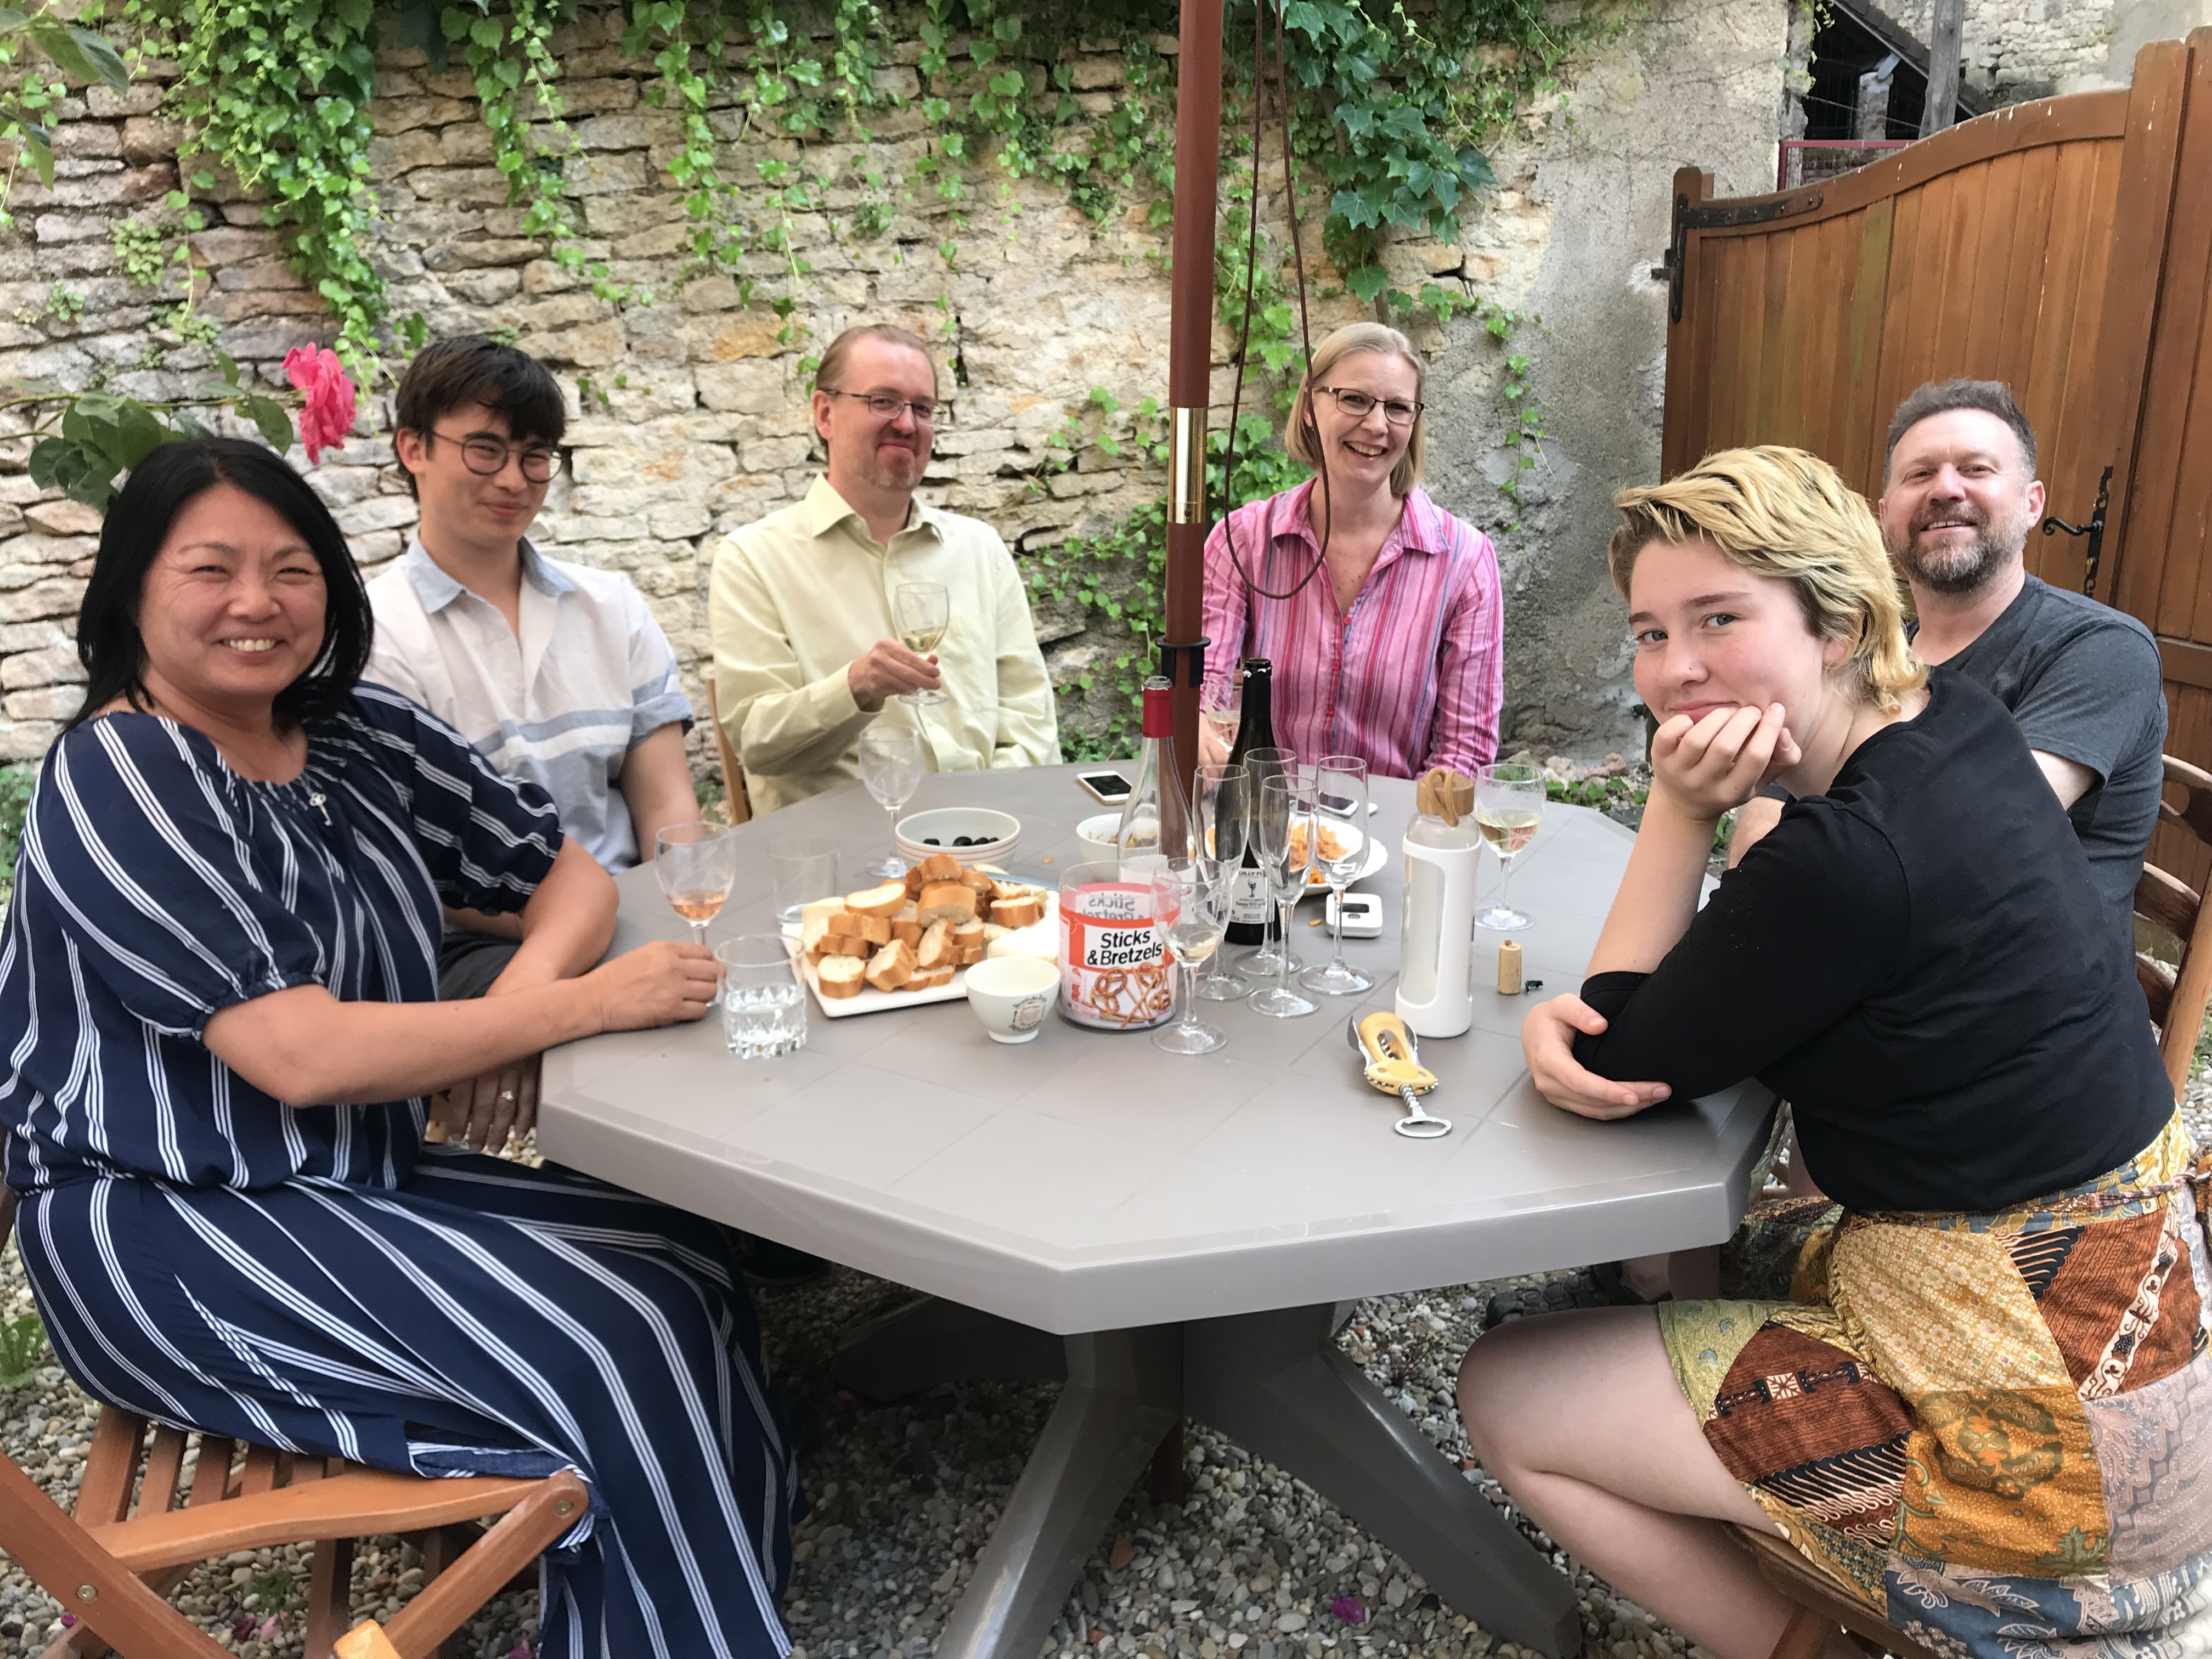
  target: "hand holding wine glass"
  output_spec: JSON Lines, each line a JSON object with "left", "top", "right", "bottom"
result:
{"left": 654, "top": 822, "right": 738, "bottom": 946}
{"left": 858, "top": 725, "right": 928, "bottom": 879}
{"left": 893, "top": 583, "right": 950, "bottom": 707}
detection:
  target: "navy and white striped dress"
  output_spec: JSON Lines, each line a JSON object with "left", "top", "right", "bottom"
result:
{"left": 0, "top": 686, "right": 794, "bottom": 1658}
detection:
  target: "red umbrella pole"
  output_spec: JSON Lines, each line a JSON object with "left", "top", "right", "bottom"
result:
{"left": 1164, "top": 0, "right": 1223, "bottom": 788}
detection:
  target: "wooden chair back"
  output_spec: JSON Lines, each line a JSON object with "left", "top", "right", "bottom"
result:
{"left": 700, "top": 666, "right": 752, "bottom": 825}
{"left": 2132, "top": 755, "right": 2212, "bottom": 1098}
{"left": 1735, "top": 1525, "right": 1942, "bottom": 1659}
{"left": 0, "top": 1190, "right": 586, "bottom": 1659}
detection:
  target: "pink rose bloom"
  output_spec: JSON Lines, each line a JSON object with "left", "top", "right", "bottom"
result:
{"left": 283, "top": 343, "right": 357, "bottom": 465}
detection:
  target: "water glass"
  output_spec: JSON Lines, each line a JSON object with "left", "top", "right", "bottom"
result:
{"left": 769, "top": 836, "right": 839, "bottom": 926}
{"left": 858, "top": 725, "right": 927, "bottom": 879}
{"left": 1299, "top": 755, "right": 1374, "bottom": 996}
{"left": 717, "top": 934, "right": 806, "bottom": 1058}
{"left": 1474, "top": 761, "right": 1545, "bottom": 930}
{"left": 655, "top": 821, "right": 738, "bottom": 945}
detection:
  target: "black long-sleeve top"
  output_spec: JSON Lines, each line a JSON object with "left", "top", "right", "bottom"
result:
{"left": 1573, "top": 670, "right": 2171, "bottom": 1214}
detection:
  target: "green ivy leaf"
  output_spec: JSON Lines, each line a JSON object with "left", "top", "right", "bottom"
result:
{"left": 1344, "top": 263, "right": 1390, "bottom": 304}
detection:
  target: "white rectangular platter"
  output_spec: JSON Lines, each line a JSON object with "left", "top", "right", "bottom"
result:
{"left": 782, "top": 888, "right": 1060, "bottom": 1019}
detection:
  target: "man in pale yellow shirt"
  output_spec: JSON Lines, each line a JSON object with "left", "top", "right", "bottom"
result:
{"left": 708, "top": 324, "right": 1060, "bottom": 814}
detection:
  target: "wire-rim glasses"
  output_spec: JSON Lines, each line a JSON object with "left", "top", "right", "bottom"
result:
{"left": 820, "top": 388, "right": 946, "bottom": 426}
{"left": 429, "top": 429, "right": 565, "bottom": 482}
{"left": 1313, "top": 386, "right": 1423, "bottom": 426}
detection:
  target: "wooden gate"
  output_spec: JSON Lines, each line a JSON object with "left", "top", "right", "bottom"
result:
{"left": 1661, "top": 27, "right": 2212, "bottom": 880}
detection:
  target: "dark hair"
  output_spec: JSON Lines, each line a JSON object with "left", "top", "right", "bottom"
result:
{"left": 1884, "top": 379, "right": 2038, "bottom": 477}
{"left": 393, "top": 336, "right": 567, "bottom": 497}
{"left": 67, "top": 438, "right": 373, "bottom": 732}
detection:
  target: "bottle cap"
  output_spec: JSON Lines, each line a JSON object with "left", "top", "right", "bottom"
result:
{"left": 1140, "top": 682, "right": 1172, "bottom": 738}
{"left": 1496, "top": 938, "right": 1523, "bottom": 995}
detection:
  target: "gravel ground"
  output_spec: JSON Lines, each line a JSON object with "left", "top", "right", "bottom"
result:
{"left": 1, "top": 1082, "right": 2205, "bottom": 1658}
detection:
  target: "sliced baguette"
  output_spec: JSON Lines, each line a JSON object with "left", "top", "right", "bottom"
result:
{"left": 799, "top": 914, "right": 831, "bottom": 957}
{"left": 956, "top": 943, "right": 986, "bottom": 966}
{"left": 910, "top": 966, "right": 956, "bottom": 990}
{"left": 890, "top": 916, "right": 924, "bottom": 947}
{"left": 845, "top": 881, "right": 909, "bottom": 919}
{"left": 827, "top": 911, "right": 892, "bottom": 946}
{"left": 817, "top": 954, "right": 868, "bottom": 999}
{"left": 917, "top": 880, "right": 979, "bottom": 925}
{"left": 863, "top": 938, "right": 917, "bottom": 992}
{"left": 961, "top": 867, "right": 996, "bottom": 897}
{"left": 916, "top": 919, "right": 955, "bottom": 971}
{"left": 990, "top": 894, "right": 1043, "bottom": 929}
{"left": 953, "top": 919, "right": 987, "bottom": 950}
{"left": 903, "top": 851, "right": 964, "bottom": 896}
{"left": 989, "top": 878, "right": 1030, "bottom": 903}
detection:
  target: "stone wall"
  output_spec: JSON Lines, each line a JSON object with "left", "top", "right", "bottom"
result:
{"left": 1880, "top": 0, "right": 2210, "bottom": 100}
{"left": 0, "top": 0, "right": 1790, "bottom": 774}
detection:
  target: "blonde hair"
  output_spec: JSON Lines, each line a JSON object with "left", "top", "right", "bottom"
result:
{"left": 813, "top": 324, "right": 933, "bottom": 394}
{"left": 1609, "top": 446, "right": 1925, "bottom": 713}
{"left": 1286, "top": 322, "right": 1425, "bottom": 497}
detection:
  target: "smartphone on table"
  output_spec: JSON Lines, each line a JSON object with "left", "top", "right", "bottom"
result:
{"left": 1076, "top": 770, "right": 1132, "bottom": 805}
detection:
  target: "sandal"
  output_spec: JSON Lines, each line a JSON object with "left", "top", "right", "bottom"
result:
{"left": 1484, "top": 1260, "right": 1653, "bottom": 1327}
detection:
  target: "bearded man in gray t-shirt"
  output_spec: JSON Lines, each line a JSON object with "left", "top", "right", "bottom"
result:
{"left": 1729, "top": 379, "right": 2165, "bottom": 943}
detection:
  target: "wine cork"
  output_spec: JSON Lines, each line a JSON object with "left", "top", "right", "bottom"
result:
{"left": 1496, "top": 939, "right": 1523, "bottom": 995}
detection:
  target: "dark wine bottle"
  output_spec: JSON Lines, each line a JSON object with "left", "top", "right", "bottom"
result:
{"left": 1223, "top": 658, "right": 1280, "bottom": 946}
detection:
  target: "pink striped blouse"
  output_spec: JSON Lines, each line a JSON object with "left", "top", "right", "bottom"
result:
{"left": 1200, "top": 481, "right": 1503, "bottom": 779}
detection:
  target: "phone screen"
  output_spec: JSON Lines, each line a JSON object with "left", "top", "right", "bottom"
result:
{"left": 1079, "top": 771, "right": 1131, "bottom": 802}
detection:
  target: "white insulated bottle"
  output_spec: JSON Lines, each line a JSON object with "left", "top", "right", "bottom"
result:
{"left": 1396, "top": 812, "right": 1482, "bottom": 1039}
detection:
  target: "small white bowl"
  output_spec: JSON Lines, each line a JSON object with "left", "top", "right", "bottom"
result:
{"left": 895, "top": 806, "right": 1021, "bottom": 867}
{"left": 1076, "top": 811, "right": 1121, "bottom": 850}
{"left": 964, "top": 955, "right": 1059, "bottom": 1044}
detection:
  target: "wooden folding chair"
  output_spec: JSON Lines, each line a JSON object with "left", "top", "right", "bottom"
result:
{"left": 2132, "top": 755, "right": 2212, "bottom": 1099}
{"left": 0, "top": 1190, "right": 588, "bottom": 1659}
{"left": 1734, "top": 1526, "right": 1940, "bottom": 1659}
{"left": 700, "top": 666, "right": 753, "bottom": 825}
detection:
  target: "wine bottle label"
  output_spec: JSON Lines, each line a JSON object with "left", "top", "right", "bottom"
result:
{"left": 1230, "top": 868, "right": 1269, "bottom": 927}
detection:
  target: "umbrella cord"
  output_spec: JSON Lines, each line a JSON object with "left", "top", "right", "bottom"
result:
{"left": 1218, "top": 0, "right": 1330, "bottom": 609}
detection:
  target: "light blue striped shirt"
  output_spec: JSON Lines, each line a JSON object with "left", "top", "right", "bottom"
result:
{"left": 364, "top": 538, "right": 693, "bottom": 871}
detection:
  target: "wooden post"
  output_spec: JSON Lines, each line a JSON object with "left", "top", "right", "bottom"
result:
{"left": 1920, "top": 0, "right": 1964, "bottom": 137}
{"left": 1163, "top": 0, "right": 1223, "bottom": 789}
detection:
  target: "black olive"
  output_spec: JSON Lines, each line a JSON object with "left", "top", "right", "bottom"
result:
{"left": 953, "top": 835, "right": 973, "bottom": 847}
{"left": 923, "top": 837, "right": 940, "bottom": 845}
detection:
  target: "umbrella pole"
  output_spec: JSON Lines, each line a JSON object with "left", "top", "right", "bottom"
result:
{"left": 1164, "top": 0, "right": 1223, "bottom": 789}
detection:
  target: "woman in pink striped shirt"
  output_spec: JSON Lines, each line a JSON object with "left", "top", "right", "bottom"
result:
{"left": 1199, "top": 322, "right": 1503, "bottom": 778}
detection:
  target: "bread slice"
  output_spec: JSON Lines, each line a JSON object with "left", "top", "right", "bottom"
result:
{"left": 916, "top": 919, "right": 954, "bottom": 971}
{"left": 961, "top": 867, "right": 996, "bottom": 898}
{"left": 953, "top": 919, "right": 986, "bottom": 951}
{"left": 827, "top": 911, "right": 892, "bottom": 947}
{"left": 845, "top": 882, "right": 908, "bottom": 919}
{"left": 981, "top": 922, "right": 1009, "bottom": 944}
{"left": 989, "top": 878, "right": 1030, "bottom": 903}
{"left": 863, "top": 938, "right": 916, "bottom": 992}
{"left": 799, "top": 913, "right": 831, "bottom": 956}
{"left": 990, "top": 894, "right": 1043, "bottom": 929}
{"left": 917, "top": 880, "right": 979, "bottom": 925}
{"left": 956, "top": 943, "right": 985, "bottom": 966}
{"left": 818, "top": 954, "right": 867, "bottom": 999}
{"left": 910, "top": 966, "right": 956, "bottom": 990}
{"left": 903, "top": 851, "right": 963, "bottom": 896}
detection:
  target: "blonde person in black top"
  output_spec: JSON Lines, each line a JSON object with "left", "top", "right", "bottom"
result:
{"left": 1455, "top": 447, "right": 2207, "bottom": 1659}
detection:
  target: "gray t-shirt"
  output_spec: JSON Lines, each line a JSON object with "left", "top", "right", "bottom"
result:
{"left": 1917, "top": 574, "right": 2165, "bottom": 935}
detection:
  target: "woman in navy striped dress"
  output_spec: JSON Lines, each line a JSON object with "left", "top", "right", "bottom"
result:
{"left": 0, "top": 439, "right": 797, "bottom": 1657}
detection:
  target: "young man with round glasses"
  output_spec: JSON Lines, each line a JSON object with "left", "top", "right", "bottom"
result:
{"left": 708, "top": 323, "right": 1058, "bottom": 813}
{"left": 364, "top": 337, "right": 699, "bottom": 1149}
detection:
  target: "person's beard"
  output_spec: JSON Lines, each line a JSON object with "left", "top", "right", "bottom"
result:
{"left": 1887, "top": 497, "right": 2029, "bottom": 596}
{"left": 855, "top": 437, "right": 926, "bottom": 494}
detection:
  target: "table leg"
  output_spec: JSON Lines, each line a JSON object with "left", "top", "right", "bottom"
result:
{"left": 1183, "top": 1305, "right": 1581, "bottom": 1659}
{"left": 935, "top": 1327, "right": 1181, "bottom": 1659}
{"left": 831, "top": 1295, "right": 1068, "bottom": 1403}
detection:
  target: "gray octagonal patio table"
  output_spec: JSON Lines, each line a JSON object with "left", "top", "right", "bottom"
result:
{"left": 538, "top": 765, "right": 1775, "bottom": 1659}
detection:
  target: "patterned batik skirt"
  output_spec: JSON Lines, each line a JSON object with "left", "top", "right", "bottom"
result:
{"left": 1662, "top": 1112, "right": 2212, "bottom": 1658}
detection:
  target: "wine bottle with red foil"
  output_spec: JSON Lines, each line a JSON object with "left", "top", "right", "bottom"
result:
{"left": 1223, "top": 658, "right": 1280, "bottom": 945}
{"left": 1114, "top": 675, "right": 1190, "bottom": 874}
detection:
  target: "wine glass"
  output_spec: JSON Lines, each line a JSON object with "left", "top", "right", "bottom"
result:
{"left": 1150, "top": 856, "right": 1229, "bottom": 1054}
{"left": 1299, "top": 755, "right": 1374, "bottom": 996}
{"left": 894, "top": 582, "right": 950, "bottom": 707}
{"left": 655, "top": 821, "right": 738, "bottom": 946}
{"left": 857, "top": 725, "right": 927, "bottom": 879}
{"left": 1233, "top": 746, "right": 1300, "bottom": 978}
{"left": 1200, "top": 677, "right": 1240, "bottom": 760}
{"left": 1249, "top": 771, "right": 1317, "bottom": 1019}
{"left": 1190, "top": 762, "right": 1252, "bottom": 1001}
{"left": 1474, "top": 761, "right": 1545, "bottom": 930}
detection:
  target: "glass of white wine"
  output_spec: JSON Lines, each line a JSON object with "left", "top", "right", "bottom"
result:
{"left": 1474, "top": 761, "right": 1544, "bottom": 931}
{"left": 894, "top": 582, "right": 950, "bottom": 707}
{"left": 1150, "top": 856, "right": 1229, "bottom": 1053}
{"left": 655, "top": 822, "right": 739, "bottom": 945}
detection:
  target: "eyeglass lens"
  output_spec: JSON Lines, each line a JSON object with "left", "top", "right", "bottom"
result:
{"left": 1325, "top": 388, "right": 1419, "bottom": 425}
{"left": 458, "top": 437, "right": 562, "bottom": 480}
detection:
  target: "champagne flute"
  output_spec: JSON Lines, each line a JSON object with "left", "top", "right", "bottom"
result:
{"left": 857, "top": 725, "right": 927, "bottom": 879}
{"left": 655, "top": 821, "right": 738, "bottom": 946}
{"left": 1150, "top": 856, "right": 1229, "bottom": 1054}
{"left": 1249, "top": 771, "right": 1317, "bottom": 1018}
{"left": 1233, "top": 745, "right": 1301, "bottom": 979}
{"left": 1299, "top": 755, "right": 1374, "bottom": 996}
{"left": 1190, "top": 762, "right": 1252, "bottom": 1001}
{"left": 894, "top": 582, "right": 950, "bottom": 707}
{"left": 1474, "top": 761, "right": 1545, "bottom": 930}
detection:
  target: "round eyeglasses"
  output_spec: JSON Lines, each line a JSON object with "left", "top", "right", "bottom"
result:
{"left": 819, "top": 388, "right": 945, "bottom": 425}
{"left": 1313, "top": 386, "right": 1424, "bottom": 427}
{"left": 430, "top": 429, "right": 566, "bottom": 482}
